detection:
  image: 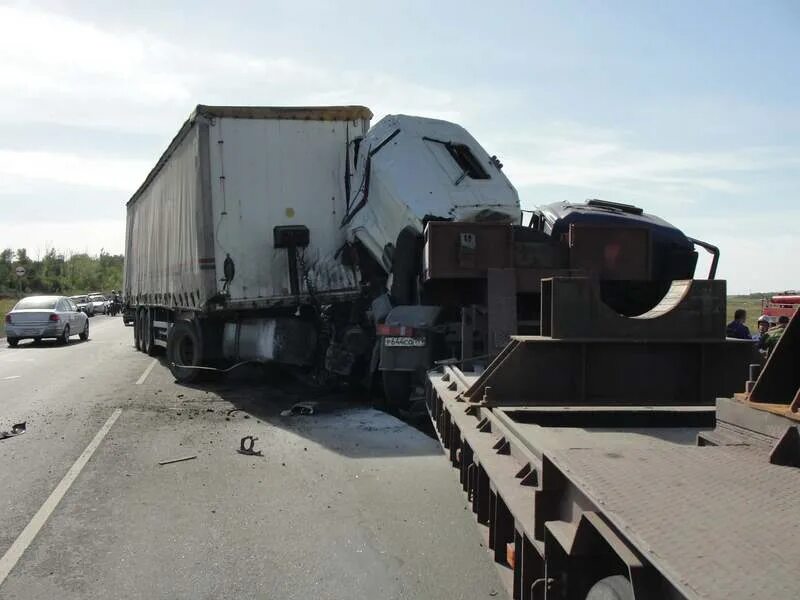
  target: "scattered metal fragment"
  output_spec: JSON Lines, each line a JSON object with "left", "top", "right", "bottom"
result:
{"left": 226, "top": 408, "right": 242, "bottom": 417}
{"left": 280, "top": 402, "right": 316, "bottom": 416}
{"left": 237, "top": 435, "right": 263, "bottom": 456}
{"left": 0, "top": 422, "right": 26, "bottom": 441}
{"left": 158, "top": 455, "right": 197, "bottom": 466}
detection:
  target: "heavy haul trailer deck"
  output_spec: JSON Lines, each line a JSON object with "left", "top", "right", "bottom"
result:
{"left": 425, "top": 283, "right": 800, "bottom": 600}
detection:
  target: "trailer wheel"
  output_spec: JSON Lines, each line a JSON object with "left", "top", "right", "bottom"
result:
{"left": 139, "top": 310, "right": 152, "bottom": 354}
{"left": 134, "top": 310, "right": 143, "bottom": 351}
{"left": 167, "top": 320, "right": 202, "bottom": 383}
{"left": 145, "top": 309, "right": 159, "bottom": 357}
{"left": 382, "top": 370, "right": 412, "bottom": 410}
{"left": 585, "top": 576, "right": 633, "bottom": 600}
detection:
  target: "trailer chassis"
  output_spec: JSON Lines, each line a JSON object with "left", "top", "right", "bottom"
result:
{"left": 424, "top": 290, "right": 800, "bottom": 600}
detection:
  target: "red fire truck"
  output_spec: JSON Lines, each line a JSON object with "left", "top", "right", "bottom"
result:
{"left": 762, "top": 292, "right": 800, "bottom": 323}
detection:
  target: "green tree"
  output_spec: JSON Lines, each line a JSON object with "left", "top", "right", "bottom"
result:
{"left": 0, "top": 248, "right": 123, "bottom": 298}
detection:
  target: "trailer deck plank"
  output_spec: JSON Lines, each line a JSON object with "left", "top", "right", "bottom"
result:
{"left": 548, "top": 444, "right": 800, "bottom": 600}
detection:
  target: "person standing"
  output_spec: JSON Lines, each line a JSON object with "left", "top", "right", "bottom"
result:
{"left": 754, "top": 315, "right": 771, "bottom": 351}
{"left": 764, "top": 315, "right": 790, "bottom": 353}
{"left": 726, "top": 309, "right": 752, "bottom": 340}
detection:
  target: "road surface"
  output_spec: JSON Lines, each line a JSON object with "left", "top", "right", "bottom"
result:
{"left": 0, "top": 316, "right": 506, "bottom": 599}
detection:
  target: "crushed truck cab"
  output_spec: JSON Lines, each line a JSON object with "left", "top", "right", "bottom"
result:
{"left": 343, "top": 114, "right": 521, "bottom": 273}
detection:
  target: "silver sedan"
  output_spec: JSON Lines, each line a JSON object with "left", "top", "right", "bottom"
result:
{"left": 4, "top": 295, "right": 90, "bottom": 347}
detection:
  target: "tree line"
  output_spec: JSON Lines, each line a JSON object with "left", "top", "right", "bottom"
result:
{"left": 0, "top": 248, "right": 123, "bottom": 296}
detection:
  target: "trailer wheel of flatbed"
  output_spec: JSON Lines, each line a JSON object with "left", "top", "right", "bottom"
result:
{"left": 167, "top": 320, "right": 203, "bottom": 383}
{"left": 585, "top": 576, "right": 633, "bottom": 600}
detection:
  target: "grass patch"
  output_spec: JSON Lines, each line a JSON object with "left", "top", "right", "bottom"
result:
{"left": 0, "top": 297, "right": 18, "bottom": 338}
{"left": 727, "top": 295, "right": 768, "bottom": 332}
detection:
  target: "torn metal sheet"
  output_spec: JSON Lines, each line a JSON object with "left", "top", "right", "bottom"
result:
{"left": 237, "top": 435, "right": 263, "bottom": 456}
{"left": 0, "top": 422, "right": 26, "bottom": 441}
{"left": 280, "top": 402, "right": 317, "bottom": 417}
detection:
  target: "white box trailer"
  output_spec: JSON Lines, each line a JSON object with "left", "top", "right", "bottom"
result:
{"left": 125, "top": 105, "right": 372, "bottom": 310}
{"left": 124, "top": 105, "right": 372, "bottom": 378}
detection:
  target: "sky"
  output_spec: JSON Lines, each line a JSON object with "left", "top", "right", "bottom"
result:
{"left": 0, "top": 0, "right": 797, "bottom": 293}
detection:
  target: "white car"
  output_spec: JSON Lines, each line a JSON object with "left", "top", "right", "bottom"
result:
{"left": 70, "top": 294, "right": 95, "bottom": 316}
{"left": 5, "top": 295, "right": 90, "bottom": 346}
{"left": 87, "top": 293, "right": 108, "bottom": 315}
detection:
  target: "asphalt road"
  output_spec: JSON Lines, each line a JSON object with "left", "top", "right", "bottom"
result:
{"left": 0, "top": 316, "right": 506, "bottom": 599}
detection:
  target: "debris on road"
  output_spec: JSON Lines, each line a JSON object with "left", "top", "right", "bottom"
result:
{"left": 280, "top": 402, "right": 316, "bottom": 416}
{"left": 158, "top": 455, "right": 198, "bottom": 466}
{"left": 237, "top": 435, "right": 263, "bottom": 457}
{"left": 0, "top": 422, "right": 26, "bottom": 441}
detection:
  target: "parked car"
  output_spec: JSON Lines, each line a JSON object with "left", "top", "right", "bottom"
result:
{"left": 5, "top": 295, "right": 89, "bottom": 346}
{"left": 87, "top": 293, "right": 108, "bottom": 315}
{"left": 70, "top": 294, "right": 95, "bottom": 316}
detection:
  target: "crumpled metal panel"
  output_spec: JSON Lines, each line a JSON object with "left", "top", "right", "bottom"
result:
{"left": 300, "top": 254, "right": 358, "bottom": 295}
{"left": 345, "top": 115, "right": 521, "bottom": 273}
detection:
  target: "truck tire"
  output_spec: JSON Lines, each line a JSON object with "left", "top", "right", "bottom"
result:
{"left": 167, "top": 320, "right": 202, "bottom": 383}
{"left": 585, "top": 576, "right": 633, "bottom": 600}
{"left": 139, "top": 310, "right": 151, "bottom": 354}
{"left": 382, "top": 370, "right": 412, "bottom": 411}
{"left": 145, "top": 309, "right": 159, "bottom": 356}
{"left": 79, "top": 320, "right": 89, "bottom": 341}
{"left": 134, "top": 310, "right": 142, "bottom": 351}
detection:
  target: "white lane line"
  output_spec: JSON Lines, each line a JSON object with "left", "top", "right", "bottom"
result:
{"left": 1, "top": 375, "right": 20, "bottom": 380}
{"left": 135, "top": 358, "right": 158, "bottom": 385}
{"left": 0, "top": 408, "right": 122, "bottom": 585}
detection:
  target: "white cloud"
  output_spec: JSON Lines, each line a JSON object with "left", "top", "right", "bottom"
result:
{"left": 492, "top": 124, "right": 800, "bottom": 201}
{"left": 0, "top": 5, "right": 472, "bottom": 134}
{"left": 0, "top": 219, "right": 125, "bottom": 256}
{"left": 0, "top": 5, "right": 473, "bottom": 193}
{"left": 0, "top": 149, "right": 150, "bottom": 191}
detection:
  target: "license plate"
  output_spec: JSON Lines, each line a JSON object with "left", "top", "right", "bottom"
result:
{"left": 384, "top": 336, "right": 426, "bottom": 348}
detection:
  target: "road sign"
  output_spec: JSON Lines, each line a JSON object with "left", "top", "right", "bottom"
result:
{"left": 15, "top": 266, "right": 26, "bottom": 277}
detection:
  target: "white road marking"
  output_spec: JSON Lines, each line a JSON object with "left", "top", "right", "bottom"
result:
{"left": 135, "top": 358, "right": 158, "bottom": 385}
{"left": 1, "top": 375, "right": 20, "bottom": 380}
{"left": 0, "top": 408, "right": 122, "bottom": 585}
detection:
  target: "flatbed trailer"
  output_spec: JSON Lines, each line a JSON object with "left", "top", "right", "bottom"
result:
{"left": 425, "top": 290, "right": 800, "bottom": 600}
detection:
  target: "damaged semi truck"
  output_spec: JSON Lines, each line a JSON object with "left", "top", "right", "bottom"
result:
{"left": 124, "top": 105, "right": 520, "bottom": 383}
{"left": 125, "top": 104, "right": 724, "bottom": 404}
